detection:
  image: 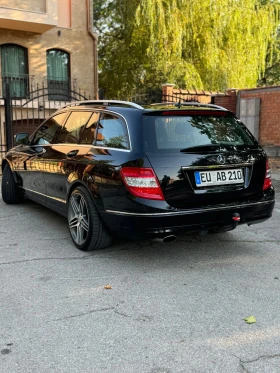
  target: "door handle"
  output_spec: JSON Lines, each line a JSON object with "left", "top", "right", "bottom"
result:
{"left": 67, "top": 150, "right": 79, "bottom": 158}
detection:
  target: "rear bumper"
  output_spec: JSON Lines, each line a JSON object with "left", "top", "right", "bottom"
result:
{"left": 102, "top": 199, "right": 275, "bottom": 239}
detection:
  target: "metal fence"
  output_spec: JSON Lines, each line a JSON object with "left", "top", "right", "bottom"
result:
{"left": 0, "top": 75, "right": 86, "bottom": 100}
{"left": 0, "top": 76, "right": 90, "bottom": 173}
{"left": 162, "top": 93, "right": 212, "bottom": 104}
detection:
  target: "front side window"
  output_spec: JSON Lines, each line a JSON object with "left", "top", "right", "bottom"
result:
{"left": 143, "top": 112, "right": 256, "bottom": 152}
{"left": 96, "top": 114, "right": 129, "bottom": 149}
{"left": 32, "top": 113, "right": 67, "bottom": 145}
{"left": 47, "top": 49, "right": 70, "bottom": 100}
{"left": 1, "top": 44, "right": 28, "bottom": 98}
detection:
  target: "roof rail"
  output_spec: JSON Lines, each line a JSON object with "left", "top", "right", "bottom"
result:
{"left": 148, "top": 102, "right": 176, "bottom": 106}
{"left": 175, "top": 101, "right": 227, "bottom": 110}
{"left": 60, "top": 100, "right": 144, "bottom": 110}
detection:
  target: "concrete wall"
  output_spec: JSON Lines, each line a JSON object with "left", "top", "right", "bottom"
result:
{"left": 0, "top": 0, "right": 57, "bottom": 32}
{"left": 0, "top": 0, "right": 46, "bottom": 12}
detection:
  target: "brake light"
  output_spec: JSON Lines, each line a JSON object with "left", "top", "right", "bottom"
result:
{"left": 161, "top": 110, "right": 227, "bottom": 116}
{"left": 120, "top": 167, "right": 164, "bottom": 200}
{"left": 263, "top": 159, "right": 272, "bottom": 190}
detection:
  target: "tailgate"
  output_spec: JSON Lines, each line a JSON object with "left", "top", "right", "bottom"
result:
{"left": 142, "top": 109, "right": 266, "bottom": 209}
{"left": 145, "top": 150, "right": 266, "bottom": 209}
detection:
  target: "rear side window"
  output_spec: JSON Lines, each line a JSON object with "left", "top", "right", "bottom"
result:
{"left": 96, "top": 113, "right": 129, "bottom": 149}
{"left": 143, "top": 113, "right": 256, "bottom": 152}
{"left": 80, "top": 112, "right": 100, "bottom": 144}
{"left": 58, "top": 111, "right": 92, "bottom": 143}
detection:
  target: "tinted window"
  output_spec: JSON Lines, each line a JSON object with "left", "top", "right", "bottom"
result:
{"left": 80, "top": 112, "right": 100, "bottom": 144}
{"left": 58, "top": 111, "right": 92, "bottom": 143}
{"left": 143, "top": 113, "right": 255, "bottom": 152}
{"left": 32, "top": 112, "right": 67, "bottom": 145}
{"left": 96, "top": 114, "right": 129, "bottom": 149}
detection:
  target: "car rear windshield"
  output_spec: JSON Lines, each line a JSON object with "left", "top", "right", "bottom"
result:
{"left": 142, "top": 111, "right": 256, "bottom": 152}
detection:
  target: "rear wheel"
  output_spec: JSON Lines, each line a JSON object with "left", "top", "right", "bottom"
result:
{"left": 1, "top": 164, "right": 23, "bottom": 204}
{"left": 68, "top": 186, "right": 112, "bottom": 251}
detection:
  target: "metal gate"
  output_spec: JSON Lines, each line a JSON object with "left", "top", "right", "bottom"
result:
{"left": 239, "top": 97, "right": 261, "bottom": 141}
{"left": 0, "top": 81, "right": 89, "bottom": 172}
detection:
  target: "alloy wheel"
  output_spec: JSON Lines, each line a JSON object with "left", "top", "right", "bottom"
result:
{"left": 68, "top": 192, "right": 90, "bottom": 245}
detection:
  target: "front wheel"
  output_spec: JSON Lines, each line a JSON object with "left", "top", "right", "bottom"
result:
{"left": 67, "top": 186, "right": 112, "bottom": 251}
{"left": 1, "top": 164, "right": 23, "bottom": 204}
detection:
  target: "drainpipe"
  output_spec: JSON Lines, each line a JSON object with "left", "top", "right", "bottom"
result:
{"left": 86, "top": 0, "right": 98, "bottom": 99}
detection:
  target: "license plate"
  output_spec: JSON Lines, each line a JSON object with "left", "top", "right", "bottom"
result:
{"left": 194, "top": 169, "right": 244, "bottom": 187}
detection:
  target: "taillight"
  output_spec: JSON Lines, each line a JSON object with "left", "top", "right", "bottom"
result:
{"left": 120, "top": 167, "right": 164, "bottom": 200}
{"left": 263, "top": 159, "right": 272, "bottom": 190}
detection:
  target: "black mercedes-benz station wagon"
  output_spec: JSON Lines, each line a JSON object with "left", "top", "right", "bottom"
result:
{"left": 1, "top": 100, "right": 275, "bottom": 251}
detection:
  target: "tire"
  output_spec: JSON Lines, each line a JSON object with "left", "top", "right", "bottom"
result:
{"left": 67, "top": 186, "right": 112, "bottom": 251}
{"left": 1, "top": 164, "right": 23, "bottom": 204}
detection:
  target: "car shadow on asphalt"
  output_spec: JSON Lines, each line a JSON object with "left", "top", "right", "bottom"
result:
{"left": 1, "top": 194, "right": 274, "bottom": 269}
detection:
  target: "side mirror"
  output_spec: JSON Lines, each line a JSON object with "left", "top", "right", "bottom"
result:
{"left": 14, "top": 132, "right": 29, "bottom": 145}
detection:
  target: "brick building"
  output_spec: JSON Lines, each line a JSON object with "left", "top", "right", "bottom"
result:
{"left": 0, "top": 0, "right": 98, "bottom": 166}
{"left": 0, "top": 0, "right": 98, "bottom": 98}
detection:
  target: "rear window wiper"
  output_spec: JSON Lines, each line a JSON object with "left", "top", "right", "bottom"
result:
{"left": 180, "top": 144, "right": 222, "bottom": 153}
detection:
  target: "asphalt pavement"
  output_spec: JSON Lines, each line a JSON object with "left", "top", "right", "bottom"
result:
{"left": 272, "top": 170, "right": 280, "bottom": 191}
{"left": 0, "top": 170, "right": 280, "bottom": 373}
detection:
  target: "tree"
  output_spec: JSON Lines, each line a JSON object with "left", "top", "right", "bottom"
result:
{"left": 258, "top": 23, "right": 280, "bottom": 86}
{"left": 94, "top": 0, "right": 280, "bottom": 98}
{"left": 94, "top": 0, "right": 144, "bottom": 99}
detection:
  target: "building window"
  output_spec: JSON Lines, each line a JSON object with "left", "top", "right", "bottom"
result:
{"left": 1, "top": 44, "right": 29, "bottom": 98}
{"left": 47, "top": 49, "right": 70, "bottom": 101}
